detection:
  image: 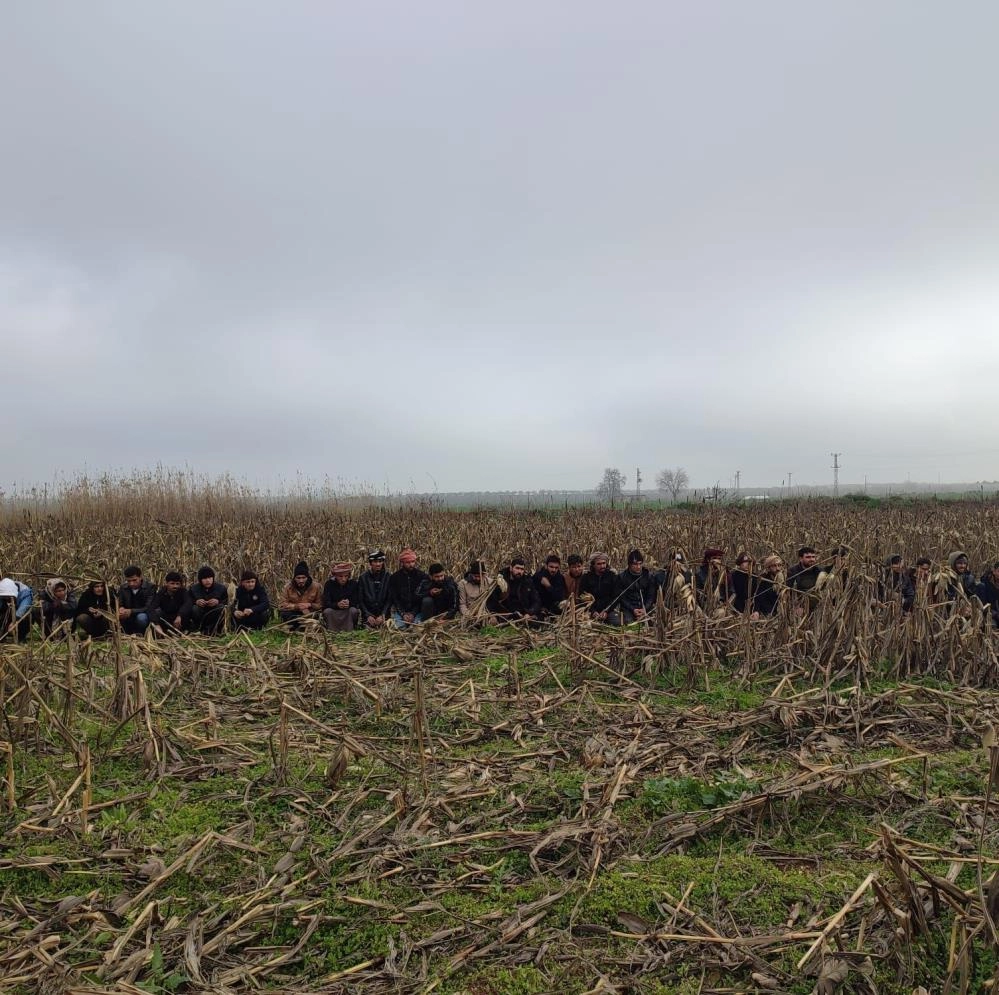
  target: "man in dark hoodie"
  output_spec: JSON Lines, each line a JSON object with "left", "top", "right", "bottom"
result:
{"left": 487, "top": 556, "right": 540, "bottom": 624}
{"left": 418, "top": 563, "right": 459, "bottom": 621}
{"left": 617, "top": 549, "right": 657, "bottom": 624}
{"left": 533, "top": 554, "right": 568, "bottom": 619}
{"left": 190, "top": 566, "right": 229, "bottom": 635}
{"left": 75, "top": 580, "right": 116, "bottom": 638}
{"left": 117, "top": 565, "right": 155, "bottom": 635}
{"left": 358, "top": 550, "right": 391, "bottom": 628}
{"left": 279, "top": 561, "right": 323, "bottom": 630}
{"left": 41, "top": 578, "right": 78, "bottom": 637}
{"left": 580, "top": 552, "right": 620, "bottom": 625}
{"left": 695, "top": 548, "right": 731, "bottom": 610}
{"left": 323, "top": 562, "right": 361, "bottom": 632}
{"left": 880, "top": 555, "right": 915, "bottom": 613}
{"left": 150, "top": 571, "right": 194, "bottom": 635}
{"left": 977, "top": 562, "right": 999, "bottom": 626}
{"left": 389, "top": 548, "right": 429, "bottom": 629}
{"left": 233, "top": 570, "right": 271, "bottom": 631}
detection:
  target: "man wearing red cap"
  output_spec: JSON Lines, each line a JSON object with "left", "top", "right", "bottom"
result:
{"left": 389, "top": 549, "right": 429, "bottom": 629}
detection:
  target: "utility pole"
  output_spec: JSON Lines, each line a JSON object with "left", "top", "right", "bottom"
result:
{"left": 635, "top": 467, "right": 642, "bottom": 500}
{"left": 734, "top": 469, "right": 741, "bottom": 496}
{"left": 831, "top": 452, "right": 842, "bottom": 497}
{"left": 787, "top": 471, "right": 792, "bottom": 496}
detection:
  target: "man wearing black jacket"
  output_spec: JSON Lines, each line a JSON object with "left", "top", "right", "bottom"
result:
{"left": 117, "top": 565, "right": 155, "bottom": 635}
{"left": 580, "top": 552, "right": 620, "bottom": 625}
{"left": 418, "top": 563, "right": 459, "bottom": 621}
{"left": 358, "top": 550, "right": 391, "bottom": 628}
{"left": 150, "top": 571, "right": 193, "bottom": 635}
{"left": 233, "top": 571, "right": 271, "bottom": 630}
{"left": 533, "top": 555, "right": 568, "bottom": 618}
{"left": 487, "top": 557, "right": 540, "bottom": 624}
{"left": 323, "top": 562, "right": 361, "bottom": 631}
{"left": 617, "top": 549, "right": 657, "bottom": 624}
{"left": 189, "top": 566, "right": 229, "bottom": 635}
{"left": 389, "top": 548, "right": 429, "bottom": 629}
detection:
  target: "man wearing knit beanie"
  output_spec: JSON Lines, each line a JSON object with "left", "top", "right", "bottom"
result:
{"left": 189, "top": 565, "right": 229, "bottom": 635}
{"left": 279, "top": 561, "right": 323, "bottom": 630}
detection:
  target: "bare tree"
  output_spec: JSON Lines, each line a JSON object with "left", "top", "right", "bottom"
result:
{"left": 596, "top": 468, "right": 627, "bottom": 508}
{"left": 656, "top": 466, "right": 689, "bottom": 503}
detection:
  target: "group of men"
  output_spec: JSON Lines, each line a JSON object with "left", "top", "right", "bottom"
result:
{"left": 2, "top": 544, "right": 997, "bottom": 641}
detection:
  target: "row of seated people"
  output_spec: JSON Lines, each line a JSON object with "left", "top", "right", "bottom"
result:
{"left": 2, "top": 546, "right": 996, "bottom": 640}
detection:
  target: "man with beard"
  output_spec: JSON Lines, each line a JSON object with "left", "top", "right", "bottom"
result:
{"left": 695, "top": 548, "right": 731, "bottom": 610}
{"left": 457, "top": 560, "right": 490, "bottom": 620}
{"left": 617, "top": 549, "right": 657, "bottom": 624}
{"left": 118, "top": 565, "right": 154, "bottom": 636}
{"left": 389, "top": 548, "right": 429, "bottom": 629}
{"left": 580, "top": 552, "right": 620, "bottom": 625}
{"left": 418, "top": 563, "right": 459, "bottom": 621}
{"left": 323, "top": 562, "right": 361, "bottom": 632}
{"left": 730, "top": 553, "right": 758, "bottom": 614}
{"left": 358, "top": 551, "right": 392, "bottom": 628}
{"left": 487, "top": 556, "right": 540, "bottom": 624}
{"left": 533, "top": 554, "right": 568, "bottom": 619}
{"left": 150, "top": 571, "right": 194, "bottom": 635}
{"left": 232, "top": 570, "right": 271, "bottom": 631}
{"left": 279, "top": 561, "right": 323, "bottom": 630}
{"left": 752, "top": 554, "right": 785, "bottom": 617}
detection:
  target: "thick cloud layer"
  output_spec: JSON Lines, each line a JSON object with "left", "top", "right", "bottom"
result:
{"left": 3, "top": 2, "right": 998, "bottom": 492}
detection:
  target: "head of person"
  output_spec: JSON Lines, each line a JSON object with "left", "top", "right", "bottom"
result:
{"left": 367, "top": 550, "right": 386, "bottom": 573}
{"left": 797, "top": 546, "right": 818, "bottom": 568}
{"left": 428, "top": 563, "right": 446, "bottom": 583}
{"left": 467, "top": 560, "right": 485, "bottom": 582}
{"left": 165, "top": 571, "right": 184, "bottom": 593}
{"left": 990, "top": 561, "right": 999, "bottom": 583}
{"left": 331, "top": 562, "right": 352, "bottom": 583}
{"left": 240, "top": 570, "right": 258, "bottom": 591}
{"left": 123, "top": 565, "right": 143, "bottom": 590}
{"left": 702, "top": 548, "right": 725, "bottom": 571}
{"left": 887, "top": 554, "right": 904, "bottom": 575}
{"left": 915, "top": 556, "right": 932, "bottom": 578}
{"left": 567, "top": 554, "right": 584, "bottom": 578}
{"left": 590, "top": 552, "right": 609, "bottom": 575}
{"left": 668, "top": 551, "right": 686, "bottom": 573}
{"left": 762, "top": 554, "right": 784, "bottom": 577}
{"left": 830, "top": 545, "right": 849, "bottom": 564}
{"left": 48, "top": 579, "right": 68, "bottom": 599}
{"left": 292, "top": 561, "right": 310, "bottom": 588}
{"left": 735, "top": 552, "right": 754, "bottom": 572}
{"left": 545, "top": 554, "right": 562, "bottom": 576}
{"left": 949, "top": 551, "right": 970, "bottom": 574}
{"left": 398, "top": 549, "right": 418, "bottom": 572}
{"left": 0, "top": 578, "right": 17, "bottom": 603}
{"left": 627, "top": 549, "right": 644, "bottom": 574}
{"left": 509, "top": 556, "right": 527, "bottom": 579}
{"left": 197, "top": 566, "right": 216, "bottom": 590}
{"left": 88, "top": 580, "right": 106, "bottom": 597}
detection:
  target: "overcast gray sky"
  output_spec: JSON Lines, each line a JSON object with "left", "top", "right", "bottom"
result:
{"left": 3, "top": 1, "right": 998, "bottom": 494}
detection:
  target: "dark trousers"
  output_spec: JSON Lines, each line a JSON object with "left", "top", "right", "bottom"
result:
{"left": 74, "top": 613, "right": 111, "bottom": 638}
{"left": 0, "top": 604, "right": 31, "bottom": 641}
{"left": 192, "top": 605, "right": 226, "bottom": 635}
{"left": 233, "top": 611, "right": 268, "bottom": 631}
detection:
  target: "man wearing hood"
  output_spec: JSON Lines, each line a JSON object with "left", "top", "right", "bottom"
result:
{"left": 358, "top": 551, "right": 391, "bottom": 628}
{"left": 617, "top": 549, "right": 657, "bottom": 624}
{"left": 118, "top": 566, "right": 154, "bottom": 636}
{"left": 279, "top": 561, "right": 323, "bottom": 630}
{"left": 580, "top": 552, "right": 620, "bottom": 625}
{"left": 941, "top": 551, "right": 977, "bottom": 601}
{"left": 752, "top": 554, "right": 785, "bottom": 617}
{"left": 880, "top": 555, "right": 915, "bottom": 613}
{"left": 189, "top": 566, "right": 229, "bottom": 634}
{"left": 487, "top": 556, "right": 540, "bottom": 624}
{"left": 74, "top": 580, "right": 116, "bottom": 638}
{"left": 388, "top": 549, "right": 429, "bottom": 629}
{"left": 41, "top": 578, "right": 77, "bottom": 637}
{"left": 0, "top": 576, "right": 33, "bottom": 641}
{"left": 150, "top": 571, "right": 194, "bottom": 635}
{"left": 977, "top": 562, "right": 999, "bottom": 627}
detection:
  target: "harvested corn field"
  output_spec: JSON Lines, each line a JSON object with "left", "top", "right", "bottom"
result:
{"left": 3, "top": 496, "right": 999, "bottom": 993}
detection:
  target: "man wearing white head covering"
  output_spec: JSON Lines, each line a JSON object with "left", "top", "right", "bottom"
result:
{"left": 0, "top": 576, "right": 33, "bottom": 641}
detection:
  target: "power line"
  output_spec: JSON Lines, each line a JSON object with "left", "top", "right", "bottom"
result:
{"left": 831, "top": 452, "right": 842, "bottom": 497}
